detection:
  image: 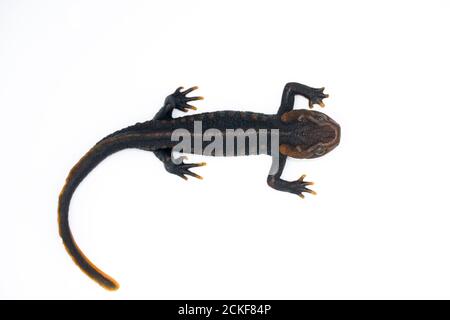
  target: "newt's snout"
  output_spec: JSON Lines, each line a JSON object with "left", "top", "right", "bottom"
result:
{"left": 307, "top": 117, "right": 340, "bottom": 158}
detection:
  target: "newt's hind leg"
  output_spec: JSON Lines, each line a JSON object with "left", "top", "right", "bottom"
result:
{"left": 145, "top": 87, "right": 205, "bottom": 179}
{"left": 278, "top": 82, "right": 329, "bottom": 115}
{"left": 153, "top": 86, "right": 203, "bottom": 120}
{"left": 267, "top": 154, "right": 316, "bottom": 198}
{"left": 155, "top": 148, "right": 206, "bottom": 180}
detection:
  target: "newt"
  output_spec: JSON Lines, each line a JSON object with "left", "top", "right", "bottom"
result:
{"left": 58, "top": 82, "right": 341, "bottom": 290}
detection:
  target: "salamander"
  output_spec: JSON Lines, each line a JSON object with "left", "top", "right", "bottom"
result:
{"left": 58, "top": 82, "right": 341, "bottom": 290}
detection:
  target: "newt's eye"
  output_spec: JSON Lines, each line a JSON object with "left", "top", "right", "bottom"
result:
{"left": 316, "top": 115, "right": 326, "bottom": 121}
{"left": 314, "top": 145, "right": 326, "bottom": 156}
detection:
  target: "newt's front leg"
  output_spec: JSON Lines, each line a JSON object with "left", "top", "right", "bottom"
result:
{"left": 267, "top": 155, "right": 316, "bottom": 198}
{"left": 278, "top": 82, "right": 329, "bottom": 115}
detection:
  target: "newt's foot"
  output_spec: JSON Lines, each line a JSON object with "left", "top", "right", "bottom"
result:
{"left": 164, "top": 157, "right": 206, "bottom": 180}
{"left": 308, "top": 87, "right": 329, "bottom": 109}
{"left": 291, "top": 174, "right": 316, "bottom": 198}
{"left": 165, "top": 86, "right": 203, "bottom": 113}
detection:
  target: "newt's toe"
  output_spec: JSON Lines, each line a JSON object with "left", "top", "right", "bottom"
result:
{"left": 304, "top": 189, "right": 317, "bottom": 195}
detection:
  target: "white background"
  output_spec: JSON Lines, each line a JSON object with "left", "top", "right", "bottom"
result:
{"left": 1, "top": 0, "right": 449, "bottom": 299}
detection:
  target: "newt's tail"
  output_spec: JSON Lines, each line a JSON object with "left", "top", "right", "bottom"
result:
{"left": 58, "top": 138, "right": 126, "bottom": 290}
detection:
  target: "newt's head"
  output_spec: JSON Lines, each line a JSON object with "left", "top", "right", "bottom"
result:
{"left": 279, "top": 109, "right": 340, "bottom": 159}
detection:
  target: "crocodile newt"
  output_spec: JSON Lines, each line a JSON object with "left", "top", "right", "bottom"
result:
{"left": 58, "top": 82, "right": 341, "bottom": 290}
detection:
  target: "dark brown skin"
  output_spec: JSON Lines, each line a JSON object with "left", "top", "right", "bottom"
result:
{"left": 58, "top": 82, "right": 341, "bottom": 290}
